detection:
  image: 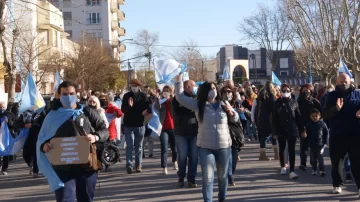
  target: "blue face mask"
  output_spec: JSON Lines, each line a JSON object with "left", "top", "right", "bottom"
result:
{"left": 60, "top": 95, "right": 78, "bottom": 109}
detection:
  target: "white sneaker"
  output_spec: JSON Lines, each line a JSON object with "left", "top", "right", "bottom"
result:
{"left": 173, "top": 162, "right": 178, "bottom": 171}
{"left": 289, "top": 172, "right": 298, "bottom": 179}
{"left": 2, "top": 171, "right": 8, "bottom": 176}
{"left": 312, "top": 170, "right": 317, "bottom": 176}
{"left": 163, "top": 168, "right": 168, "bottom": 175}
{"left": 333, "top": 187, "right": 342, "bottom": 194}
{"left": 280, "top": 167, "right": 287, "bottom": 175}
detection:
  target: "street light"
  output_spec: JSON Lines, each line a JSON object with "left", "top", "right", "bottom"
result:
{"left": 119, "top": 38, "right": 133, "bottom": 44}
{"left": 188, "top": 48, "right": 204, "bottom": 81}
{"left": 249, "top": 53, "right": 257, "bottom": 83}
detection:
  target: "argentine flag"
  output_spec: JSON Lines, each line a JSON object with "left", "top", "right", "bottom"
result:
{"left": 337, "top": 59, "right": 353, "bottom": 78}
{"left": 272, "top": 71, "right": 282, "bottom": 86}
{"left": 54, "top": 71, "right": 63, "bottom": 92}
{"left": 19, "top": 73, "right": 46, "bottom": 114}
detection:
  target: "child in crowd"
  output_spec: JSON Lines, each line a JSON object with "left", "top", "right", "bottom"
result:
{"left": 306, "top": 108, "right": 329, "bottom": 177}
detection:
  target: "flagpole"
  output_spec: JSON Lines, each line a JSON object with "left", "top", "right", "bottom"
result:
{"left": 309, "top": 41, "right": 313, "bottom": 84}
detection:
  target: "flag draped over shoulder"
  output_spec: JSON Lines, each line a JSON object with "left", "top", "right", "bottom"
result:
{"left": 19, "top": 73, "right": 46, "bottom": 114}
{"left": 272, "top": 71, "right": 282, "bottom": 86}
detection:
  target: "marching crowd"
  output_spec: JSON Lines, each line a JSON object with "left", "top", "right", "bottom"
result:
{"left": 0, "top": 72, "right": 360, "bottom": 202}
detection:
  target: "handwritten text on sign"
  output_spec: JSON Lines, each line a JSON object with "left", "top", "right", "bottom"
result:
{"left": 49, "top": 136, "right": 90, "bottom": 165}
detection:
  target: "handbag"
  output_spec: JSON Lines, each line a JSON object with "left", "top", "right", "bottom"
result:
{"left": 70, "top": 120, "right": 102, "bottom": 171}
{"left": 221, "top": 105, "right": 245, "bottom": 150}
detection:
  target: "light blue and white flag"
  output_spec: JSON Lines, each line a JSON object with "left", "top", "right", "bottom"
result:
{"left": 0, "top": 120, "right": 29, "bottom": 156}
{"left": 54, "top": 71, "right": 62, "bottom": 93}
{"left": 222, "top": 62, "right": 230, "bottom": 80}
{"left": 272, "top": 71, "right": 282, "bottom": 86}
{"left": 147, "top": 104, "right": 162, "bottom": 136}
{"left": 337, "top": 58, "right": 353, "bottom": 78}
{"left": 20, "top": 73, "right": 46, "bottom": 114}
{"left": 182, "top": 72, "right": 190, "bottom": 82}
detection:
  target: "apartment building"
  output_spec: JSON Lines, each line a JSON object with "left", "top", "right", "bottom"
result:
{"left": 49, "top": 0, "right": 126, "bottom": 59}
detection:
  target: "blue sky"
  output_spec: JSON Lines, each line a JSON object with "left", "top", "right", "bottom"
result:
{"left": 120, "top": 0, "right": 275, "bottom": 61}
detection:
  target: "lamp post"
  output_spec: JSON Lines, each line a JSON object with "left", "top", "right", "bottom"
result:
{"left": 308, "top": 41, "right": 313, "bottom": 84}
{"left": 249, "top": 53, "right": 257, "bottom": 83}
{"left": 188, "top": 48, "right": 204, "bottom": 81}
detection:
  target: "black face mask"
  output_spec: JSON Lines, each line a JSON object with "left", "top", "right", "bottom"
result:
{"left": 89, "top": 105, "right": 96, "bottom": 109}
{"left": 302, "top": 92, "right": 311, "bottom": 98}
{"left": 100, "top": 100, "right": 107, "bottom": 107}
{"left": 337, "top": 84, "right": 351, "bottom": 92}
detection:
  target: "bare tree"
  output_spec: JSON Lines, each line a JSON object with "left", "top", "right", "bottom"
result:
{"left": 283, "top": 0, "right": 360, "bottom": 84}
{"left": 238, "top": 4, "right": 291, "bottom": 70}
{"left": 168, "top": 39, "right": 206, "bottom": 81}
{"left": 132, "top": 29, "right": 161, "bottom": 71}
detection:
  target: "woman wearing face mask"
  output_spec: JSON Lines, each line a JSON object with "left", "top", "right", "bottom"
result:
{"left": 155, "top": 86, "right": 178, "bottom": 174}
{"left": 221, "top": 86, "right": 243, "bottom": 187}
{"left": 241, "top": 87, "right": 257, "bottom": 141}
{"left": 256, "top": 81, "right": 278, "bottom": 161}
{"left": 175, "top": 75, "right": 238, "bottom": 202}
{"left": 297, "top": 84, "right": 322, "bottom": 171}
{"left": 272, "top": 84, "right": 305, "bottom": 179}
{"left": 88, "top": 96, "right": 109, "bottom": 128}
{"left": 99, "top": 95, "right": 123, "bottom": 142}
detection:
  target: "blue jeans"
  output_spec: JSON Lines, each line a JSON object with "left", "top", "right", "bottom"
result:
{"left": 160, "top": 130, "right": 177, "bottom": 168}
{"left": 124, "top": 126, "right": 145, "bottom": 169}
{"left": 228, "top": 148, "right": 239, "bottom": 183}
{"left": 176, "top": 135, "right": 198, "bottom": 182}
{"left": 199, "top": 147, "right": 231, "bottom": 202}
{"left": 246, "top": 121, "right": 253, "bottom": 137}
{"left": 344, "top": 154, "right": 351, "bottom": 172}
{"left": 55, "top": 171, "right": 97, "bottom": 202}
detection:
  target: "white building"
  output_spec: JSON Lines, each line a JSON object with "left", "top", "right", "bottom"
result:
{"left": 49, "top": 0, "right": 126, "bottom": 59}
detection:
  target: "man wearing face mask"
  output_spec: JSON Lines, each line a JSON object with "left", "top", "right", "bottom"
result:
{"left": 297, "top": 84, "right": 323, "bottom": 171}
{"left": 172, "top": 79, "right": 199, "bottom": 188}
{"left": 323, "top": 73, "right": 360, "bottom": 197}
{"left": 38, "top": 81, "right": 109, "bottom": 202}
{"left": 0, "top": 101, "right": 16, "bottom": 175}
{"left": 121, "top": 79, "right": 152, "bottom": 174}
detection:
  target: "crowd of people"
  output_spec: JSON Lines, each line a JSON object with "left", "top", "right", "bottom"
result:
{"left": 0, "top": 72, "right": 359, "bottom": 202}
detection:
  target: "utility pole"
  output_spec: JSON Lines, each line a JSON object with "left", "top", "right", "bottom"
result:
{"left": 308, "top": 41, "right": 313, "bottom": 84}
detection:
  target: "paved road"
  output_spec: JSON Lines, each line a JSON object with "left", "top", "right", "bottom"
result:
{"left": 0, "top": 141, "right": 359, "bottom": 202}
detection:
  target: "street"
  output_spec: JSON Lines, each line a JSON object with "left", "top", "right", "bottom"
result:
{"left": 0, "top": 142, "right": 359, "bottom": 202}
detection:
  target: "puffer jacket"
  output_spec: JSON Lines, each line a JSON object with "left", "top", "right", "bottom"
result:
{"left": 272, "top": 97, "right": 305, "bottom": 137}
{"left": 175, "top": 82, "right": 238, "bottom": 150}
{"left": 306, "top": 120, "right": 329, "bottom": 148}
{"left": 172, "top": 95, "right": 198, "bottom": 136}
{"left": 256, "top": 89, "right": 277, "bottom": 134}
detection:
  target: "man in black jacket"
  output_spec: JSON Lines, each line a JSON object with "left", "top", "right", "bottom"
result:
{"left": 121, "top": 79, "right": 151, "bottom": 174}
{"left": 0, "top": 101, "right": 16, "bottom": 175}
{"left": 172, "top": 79, "right": 199, "bottom": 188}
{"left": 41, "top": 81, "right": 109, "bottom": 202}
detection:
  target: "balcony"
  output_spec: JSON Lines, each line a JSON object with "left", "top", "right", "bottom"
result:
{"left": 119, "top": 44, "right": 126, "bottom": 52}
{"left": 111, "top": 20, "right": 118, "bottom": 30}
{"left": 118, "top": 0, "right": 125, "bottom": 5}
{"left": 110, "top": 40, "right": 118, "bottom": 48}
{"left": 117, "top": 11, "right": 125, "bottom": 20}
{"left": 110, "top": 1, "right": 119, "bottom": 13}
{"left": 118, "top": 27, "right": 126, "bottom": 36}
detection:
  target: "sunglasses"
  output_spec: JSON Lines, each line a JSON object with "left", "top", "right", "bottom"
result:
{"left": 282, "top": 90, "right": 291, "bottom": 93}
{"left": 224, "top": 90, "right": 232, "bottom": 93}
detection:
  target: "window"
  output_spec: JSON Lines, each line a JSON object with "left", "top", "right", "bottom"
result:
{"left": 87, "top": 0, "right": 100, "bottom": 6}
{"left": 65, "top": 30, "right": 72, "bottom": 39}
{"left": 63, "top": 12, "right": 72, "bottom": 20}
{"left": 54, "top": 30, "right": 58, "bottom": 47}
{"left": 280, "top": 71, "right": 288, "bottom": 76}
{"left": 280, "top": 58, "right": 289, "bottom": 69}
{"left": 88, "top": 13, "right": 101, "bottom": 24}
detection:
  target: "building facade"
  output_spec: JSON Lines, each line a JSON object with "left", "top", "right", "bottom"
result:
{"left": 50, "top": 0, "right": 126, "bottom": 59}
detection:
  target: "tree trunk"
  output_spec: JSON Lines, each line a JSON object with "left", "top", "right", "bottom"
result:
{"left": 7, "top": 72, "right": 16, "bottom": 100}
{"left": 353, "top": 70, "right": 360, "bottom": 86}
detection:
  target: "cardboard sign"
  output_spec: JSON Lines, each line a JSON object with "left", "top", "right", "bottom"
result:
{"left": 49, "top": 136, "right": 90, "bottom": 165}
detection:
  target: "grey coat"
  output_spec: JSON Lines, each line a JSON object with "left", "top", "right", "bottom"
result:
{"left": 175, "top": 82, "right": 238, "bottom": 150}
{"left": 154, "top": 97, "right": 172, "bottom": 126}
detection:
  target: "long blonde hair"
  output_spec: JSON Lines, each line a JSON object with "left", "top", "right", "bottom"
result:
{"left": 88, "top": 96, "right": 105, "bottom": 113}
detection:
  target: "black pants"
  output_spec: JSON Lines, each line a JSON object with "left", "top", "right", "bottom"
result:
{"left": 300, "top": 137, "right": 309, "bottom": 167}
{"left": 330, "top": 135, "right": 360, "bottom": 189}
{"left": 0, "top": 156, "right": 9, "bottom": 171}
{"left": 278, "top": 135, "right": 297, "bottom": 172}
{"left": 55, "top": 170, "right": 97, "bottom": 202}
{"left": 310, "top": 147, "right": 324, "bottom": 172}
{"left": 258, "top": 131, "right": 277, "bottom": 148}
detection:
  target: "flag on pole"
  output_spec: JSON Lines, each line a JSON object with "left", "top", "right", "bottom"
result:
{"left": 272, "top": 71, "right": 282, "bottom": 86}
{"left": 19, "top": 73, "right": 46, "bottom": 114}
{"left": 337, "top": 59, "right": 353, "bottom": 78}
{"left": 221, "top": 62, "right": 230, "bottom": 80}
{"left": 54, "top": 71, "right": 63, "bottom": 92}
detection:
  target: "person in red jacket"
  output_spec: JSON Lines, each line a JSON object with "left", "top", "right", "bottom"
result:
{"left": 99, "top": 95, "right": 123, "bottom": 141}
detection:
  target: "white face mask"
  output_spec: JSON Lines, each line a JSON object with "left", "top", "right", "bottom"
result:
{"left": 227, "top": 94, "right": 233, "bottom": 101}
{"left": 281, "top": 92, "right": 291, "bottom": 98}
{"left": 163, "top": 92, "right": 170, "bottom": 98}
{"left": 131, "top": 87, "right": 139, "bottom": 93}
{"left": 208, "top": 89, "right": 217, "bottom": 99}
